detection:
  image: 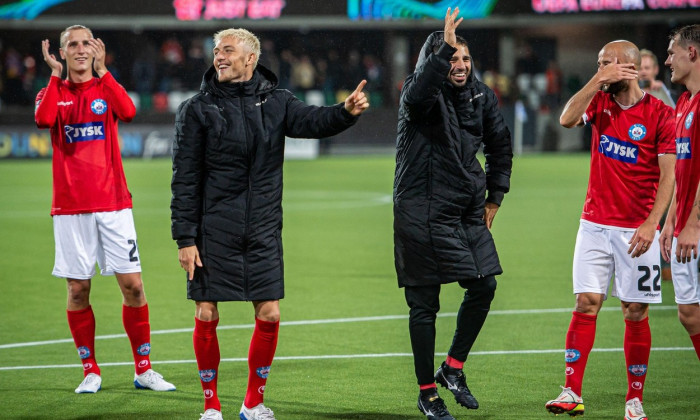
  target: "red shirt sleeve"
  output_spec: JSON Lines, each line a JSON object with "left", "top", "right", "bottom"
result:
{"left": 34, "top": 76, "right": 61, "bottom": 128}
{"left": 99, "top": 71, "right": 136, "bottom": 122}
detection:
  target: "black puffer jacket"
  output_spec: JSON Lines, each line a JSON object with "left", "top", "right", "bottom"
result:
{"left": 393, "top": 32, "right": 513, "bottom": 287}
{"left": 171, "top": 64, "right": 358, "bottom": 301}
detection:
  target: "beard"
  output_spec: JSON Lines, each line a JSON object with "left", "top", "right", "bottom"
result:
{"left": 603, "top": 80, "right": 627, "bottom": 95}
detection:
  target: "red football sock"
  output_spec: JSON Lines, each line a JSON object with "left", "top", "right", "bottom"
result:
{"left": 445, "top": 355, "right": 464, "bottom": 370}
{"left": 690, "top": 332, "right": 700, "bottom": 361}
{"left": 244, "top": 318, "right": 279, "bottom": 409}
{"left": 194, "top": 317, "right": 221, "bottom": 412}
{"left": 419, "top": 383, "right": 437, "bottom": 391}
{"left": 563, "top": 311, "right": 597, "bottom": 396}
{"left": 122, "top": 304, "right": 152, "bottom": 374}
{"left": 624, "top": 317, "right": 651, "bottom": 402}
{"left": 67, "top": 306, "right": 100, "bottom": 376}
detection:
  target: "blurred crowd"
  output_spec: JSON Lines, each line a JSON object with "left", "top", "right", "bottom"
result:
{"left": 0, "top": 32, "right": 386, "bottom": 111}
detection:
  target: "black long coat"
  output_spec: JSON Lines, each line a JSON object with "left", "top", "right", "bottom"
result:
{"left": 393, "top": 32, "right": 513, "bottom": 287}
{"left": 171, "top": 64, "right": 358, "bottom": 301}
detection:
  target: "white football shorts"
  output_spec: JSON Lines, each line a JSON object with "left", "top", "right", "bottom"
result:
{"left": 572, "top": 221, "right": 662, "bottom": 303}
{"left": 52, "top": 209, "right": 141, "bottom": 279}
{"left": 669, "top": 237, "right": 700, "bottom": 304}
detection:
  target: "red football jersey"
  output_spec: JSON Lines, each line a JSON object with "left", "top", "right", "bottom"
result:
{"left": 581, "top": 91, "right": 675, "bottom": 229}
{"left": 672, "top": 91, "right": 700, "bottom": 237}
{"left": 35, "top": 73, "right": 136, "bottom": 215}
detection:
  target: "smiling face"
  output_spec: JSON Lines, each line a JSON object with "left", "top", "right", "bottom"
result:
{"left": 448, "top": 44, "right": 471, "bottom": 87}
{"left": 59, "top": 28, "right": 93, "bottom": 75}
{"left": 213, "top": 36, "right": 256, "bottom": 84}
{"left": 665, "top": 35, "right": 693, "bottom": 85}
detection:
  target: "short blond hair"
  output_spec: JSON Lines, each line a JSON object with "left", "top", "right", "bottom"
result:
{"left": 213, "top": 28, "right": 261, "bottom": 66}
{"left": 60, "top": 25, "right": 93, "bottom": 49}
{"left": 640, "top": 49, "right": 658, "bottom": 67}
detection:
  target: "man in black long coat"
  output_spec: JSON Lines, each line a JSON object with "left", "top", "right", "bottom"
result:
{"left": 393, "top": 8, "right": 513, "bottom": 420}
{"left": 171, "top": 28, "right": 369, "bottom": 420}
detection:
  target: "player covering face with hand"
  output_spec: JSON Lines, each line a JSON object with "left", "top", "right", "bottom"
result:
{"left": 545, "top": 40, "right": 675, "bottom": 420}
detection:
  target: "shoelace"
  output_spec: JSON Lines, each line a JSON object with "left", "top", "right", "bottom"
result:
{"left": 200, "top": 411, "right": 220, "bottom": 420}
{"left": 141, "top": 370, "right": 163, "bottom": 384}
{"left": 83, "top": 375, "right": 99, "bottom": 386}
{"left": 431, "top": 398, "right": 451, "bottom": 416}
{"left": 628, "top": 399, "right": 645, "bottom": 416}
{"left": 254, "top": 406, "right": 275, "bottom": 419}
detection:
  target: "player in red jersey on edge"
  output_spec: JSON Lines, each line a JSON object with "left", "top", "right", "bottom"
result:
{"left": 545, "top": 40, "right": 675, "bottom": 420}
{"left": 660, "top": 24, "right": 700, "bottom": 363}
{"left": 34, "top": 25, "right": 175, "bottom": 394}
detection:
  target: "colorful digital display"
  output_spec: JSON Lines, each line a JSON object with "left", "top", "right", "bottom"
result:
{"left": 348, "top": 0, "right": 499, "bottom": 20}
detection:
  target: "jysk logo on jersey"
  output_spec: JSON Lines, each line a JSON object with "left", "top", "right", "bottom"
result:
{"left": 91, "top": 99, "right": 107, "bottom": 115}
{"left": 628, "top": 124, "right": 647, "bottom": 141}
{"left": 64, "top": 122, "right": 106, "bottom": 144}
{"left": 677, "top": 137, "right": 691, "bottom": 160}
{"left": 598, "top": 135, "right": 638, "bottom": 163}
{"left": 628, "top": 364, "right": 648, "bottom": 376}
{"left": 565, "top": 349, "right": 580, "bottom": 363}
{"left": 686, "top": 111, "right": 694, "bottom": 129}
{"left": 137, "top": 343, "right": 151, "bottom": 356}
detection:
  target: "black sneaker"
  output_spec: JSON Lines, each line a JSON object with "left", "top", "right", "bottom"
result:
{"left": 417, "top": 392, "right": 455, "bottom": 420}
{"left": 434, "top": 362, "right": 479, "bottom": 409}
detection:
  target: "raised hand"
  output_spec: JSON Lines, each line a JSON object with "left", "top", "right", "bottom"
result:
{"left": 444, "top": 7, "right": 463, "bottom": 47}
{"left": 87, "top": 38, "right": 107, "bottom": 76}
{"left": 344, "top": 79, "right": 370, "bottom": 116}
{"left": 597, "top": 57, "right": 638, "bottom": 86}
{"left": 41, "top": 39, "right": 63, "bottom": 77}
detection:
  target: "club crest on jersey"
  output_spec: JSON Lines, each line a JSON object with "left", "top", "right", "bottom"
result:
{"left": 199, "top": 369, "right": 217, "bottom": 382}
{"left": 256, "top": 366, "right": 271, "bottom": 379}
{"left": 64, "top": 122, "right": 106, "bottom": 143}
{"left": 137, "top": 343, "right": 151, "bottom": 356}
{"left": 91, "top": 99, "right": 107, "bottom": 115}
{"left": 677, "top": 137, "right": 691, "bottom": 160}
{"left": 565, "top": 349, "right": 580, "bottom": 363}
{"left": 686, "top": 111, "right": 694, "bottom": 129}
{"left": 628, "top": 124, "right": 646, "bottom": 141}
{"left": 628, "top": 364, "right": 647, "bottom": 376}
{"left": 77, "top": 346, "right": 91, "bottom": 359}
{"left": 598, "top": 135, "right": 638, "bottom": 163}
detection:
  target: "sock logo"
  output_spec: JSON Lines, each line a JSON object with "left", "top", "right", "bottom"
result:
{"left": 77, "top": 346, "right": 91, "bottom": 359}
{"left": 632, "top": 381, "right": 643, "bottom": 390}
{"left": 565, "top": 367, "right": 574, "bottom": 376}
{"left": 565, "top": 349, "right": 580, "bottom": 363}
{"left": 628, "top": 364, "right": 647, "bottom": 376}
{"left": 199, "top": 369, "right": 217, "bottom": 383}
{"left": 258, "top": 385, "right": 266, "bottom": 394}
{"left": 204, "top": 389, "right": 215, "bottom": 399}
{"left": 138, "top": 360, "right": 150, "bottom": 368}
{"left": 256, "top": 366, "right": 271, "bottom": 379}
{"left": 82, "top": 362, "right": 93, "bottom": 370}
{"left": 137, "top": 343, "right": 151, "bottom": 356}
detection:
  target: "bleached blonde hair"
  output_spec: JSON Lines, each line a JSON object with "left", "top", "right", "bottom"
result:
{"left": 60, "top": 25, "right": 93, "bottom": 49}
{"left": 213, "top": 28, "right": 261, "bottom": 66}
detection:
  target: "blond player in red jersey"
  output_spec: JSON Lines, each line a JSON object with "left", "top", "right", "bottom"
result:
{"left": 34, "top": 25, "right": 175, "bottom": 394}
{"left": 545, "top": 40, "right": 675, "bottom": 420}
{"left": 660, "top": 24, "right": 700, "bottom": 363}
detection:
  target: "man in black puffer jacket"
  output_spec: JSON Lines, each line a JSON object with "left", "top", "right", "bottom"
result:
{"left": 394, "top": 8, "right": 512, "bottom": 420}
{"left": 171, "top": 28, "right": 369, "bottom": 420}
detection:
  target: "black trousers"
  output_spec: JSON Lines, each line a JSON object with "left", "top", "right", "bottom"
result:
{"left": 404, "top": 276, "right": 497, "bottom": 385}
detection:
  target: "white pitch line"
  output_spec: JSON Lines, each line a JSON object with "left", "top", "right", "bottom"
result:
{"left": 0, "top": 305, "right": 679, "bottom": 350}
{"left": 0, "top": 347, "right": 694, "bottom": 372}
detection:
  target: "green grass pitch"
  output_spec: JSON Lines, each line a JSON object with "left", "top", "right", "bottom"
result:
{"left": 0, "top": 154, "right": 697, "bottom": 419}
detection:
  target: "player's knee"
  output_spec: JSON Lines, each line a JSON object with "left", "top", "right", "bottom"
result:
{"left": 623, "top": 303, "right": 648, "bottom": 321}
{"left": 467, "top": 276, "right": 497, "bottom": 305}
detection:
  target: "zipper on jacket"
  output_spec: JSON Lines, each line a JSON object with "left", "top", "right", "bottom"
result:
{"left": 464, "top": 227, "right": 484, "bottom": 278}
{"left": 241, "top": 96, "right": 252, "bottom": 299}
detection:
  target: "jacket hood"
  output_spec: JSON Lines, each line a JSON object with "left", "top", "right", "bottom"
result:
{"left": 200, "top": 63, "right": 278, "bottom": 97}
{"left": 416, "top": 31, "right": 476, "bottom": 86}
